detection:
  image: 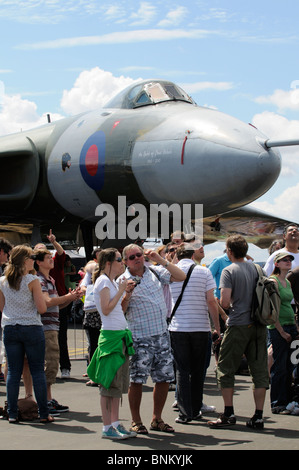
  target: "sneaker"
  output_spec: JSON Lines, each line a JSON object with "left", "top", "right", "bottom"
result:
{"left": 271, "top": 405, "right": 286, "bottom": 414}
{"left": 116, "top": 423, "right": 137, "bottom": 438}
{"left": 48, "top": 399, "right": 69, "bottom": 413}
{"left": 102, "top": 426, "right": 130, "bottom": 440}
{"left": 208, "top": 413, "right": 236, "bottom": 428}
{"left": 246, "top": 416, "right": 264, "bottom": 429}
{"left": 61, "top": 369, "right": 70, "bottom": 379}
{"left": 201, "top": 403, "right": 216, "bottom": 413}
{"left": 175, "top": 416, "right": 192, "bottom": 424}
{"left": 192, "top": 411, "right": 202, "bottom": 421}
{"left": 172, "top": 401, "right": 179, "bottom": 410}
{"left": 48, "top": 408, "right": 60, "bottom": 417}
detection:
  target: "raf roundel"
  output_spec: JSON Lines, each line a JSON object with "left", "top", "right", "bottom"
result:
{"left": 79, "top": 130, "right": 105, "bottom": 190}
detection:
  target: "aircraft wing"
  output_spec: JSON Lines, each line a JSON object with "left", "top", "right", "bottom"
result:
{"left": 202, "top": 205, "right": 293, "bottom": 248}
{"left": 0, "top": 205, "right": 292, "bottom": 251}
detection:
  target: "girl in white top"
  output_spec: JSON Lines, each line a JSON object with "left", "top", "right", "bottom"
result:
{"left": 0, "top": 245, "right": 52, "bottom": 423}
{"left": 92, "top": 248, "right": 136, "bottom": 440}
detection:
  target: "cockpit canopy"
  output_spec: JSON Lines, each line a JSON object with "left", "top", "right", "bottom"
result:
{"left": 104, "top": 80, "right": 196, "bottom": 109}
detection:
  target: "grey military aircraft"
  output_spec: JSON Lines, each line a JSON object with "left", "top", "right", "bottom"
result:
{"left": 0, "top": 79, "right": 298, "bottom": 258}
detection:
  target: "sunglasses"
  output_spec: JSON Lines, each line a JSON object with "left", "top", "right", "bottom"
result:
{"left": 279, "top": 257, "right": 293, "bottom": 262}
{"left": 29, "top": 254, "right": 37, "bottom": 260}
{"left": 115, "top": 257, "right": 123, "bottom": 263}
{"left": 167, "top": 247, "right": 177, "bottom": 253}
{"left": 126, "top": 252, "right": 143, "bottom": 261}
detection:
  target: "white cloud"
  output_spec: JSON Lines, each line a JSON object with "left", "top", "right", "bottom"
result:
{"left": 251, "top": 182, "right": 299, "bottom": 223}
{"left": 60, "top": 67, "right": 139, "bottom": 114}
{"left": 251, "top": 111, "right": 299, "bottom": 175}
{"left": 255, "top": 88, "right": 299, "bottom": 112}
{"left": 158, "top": 6, "right": 188, "bottom": 27}
{"left": 0, "top": 94, "right": 63, "bottom": 136}
{"left": 104, "top": 5, "right": 125, "bottom": 21}
{"left": 0, "top": 68, "right": 138, "bottom": 135}
{"left": 0, "top": 0, "right": 102, "bottom": 24}
{"left": 16, "top": 28, "right": 218, "bottom": 50}
{"left": 130, "top": 1, "right": 156, "bottom": 25}
{"left": 249, "top": 110, "right": 299, "bottom": 222}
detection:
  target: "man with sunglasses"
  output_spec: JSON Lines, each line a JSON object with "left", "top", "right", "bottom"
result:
{"left": 121, "top": 244, "right": 186, "bottom": 435}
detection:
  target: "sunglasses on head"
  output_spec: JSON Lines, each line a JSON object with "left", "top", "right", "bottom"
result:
{"left": 127, "top": 252, "right": 143, "bottom": 261}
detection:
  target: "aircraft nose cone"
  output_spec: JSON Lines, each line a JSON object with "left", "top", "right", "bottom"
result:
{"left": 131, "top": 106, "right": 283, "bottom": 216}
{"left": 258, "top": 148, "right": 281, "bottom": 178}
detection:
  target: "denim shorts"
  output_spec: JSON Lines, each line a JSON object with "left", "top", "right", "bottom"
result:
{"left": 130, "top": 331, "right": 174, "bottom": 384}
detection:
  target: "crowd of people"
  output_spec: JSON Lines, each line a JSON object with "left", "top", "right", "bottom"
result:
{"left": 0, "top": 224, "right": 299, "bottom": 440}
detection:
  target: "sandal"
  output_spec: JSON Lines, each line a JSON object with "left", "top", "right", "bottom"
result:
{"left": 40, "top": 416, "right": 55, "bottom": 423}
{"left": 129, "top": 421, "right": 148, "bottom": 434}
{"left": 150, "top": 418, "right": 175, "bottom": 433}
{"left": 86, "top": 380, "right": 98, "bottom": 387}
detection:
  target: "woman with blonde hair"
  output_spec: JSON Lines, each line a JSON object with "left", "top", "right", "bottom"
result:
{"left": 0, "top": 245, "right": 52, "bottom": 423}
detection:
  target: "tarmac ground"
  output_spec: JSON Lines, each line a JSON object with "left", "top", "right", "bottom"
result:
{"left": 0, "top": 324, "right": 299, "bottom": 456}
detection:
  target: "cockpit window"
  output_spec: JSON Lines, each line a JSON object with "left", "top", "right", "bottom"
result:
{"left": 104, "top": 81, "right": 196, "bottom": 109}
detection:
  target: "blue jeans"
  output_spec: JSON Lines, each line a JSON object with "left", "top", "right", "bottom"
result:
{"left": 3, "top": 325, "right": 49, "bottom": 420}
{"left": 170, "top": 331, "right": 208, "bottom": 419}
{"left": 268, "top": 324, "right": 298, "bottom": 408}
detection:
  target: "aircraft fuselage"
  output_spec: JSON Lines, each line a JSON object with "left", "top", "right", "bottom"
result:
{"left": 0, "top": 79, "right": 282, "bottom": 244}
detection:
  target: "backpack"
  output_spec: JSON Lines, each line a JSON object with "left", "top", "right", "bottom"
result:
{"left": 251, "top": 263, "right": 280, "bottom": 326}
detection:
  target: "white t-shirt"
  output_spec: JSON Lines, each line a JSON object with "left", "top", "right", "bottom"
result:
{"left": 0, "top": 274, "right": 43, "bottom": 327}
{"left": 93, "top": 274, "right": 127, "bottom": 330}
{"left": 169, "top": 259, "right": 216, "bottom": 332}
{"left": 264, "top": 248, "right": 299, "bottom": 276}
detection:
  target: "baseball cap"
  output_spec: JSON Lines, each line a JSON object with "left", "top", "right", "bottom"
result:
{"left": 274, "top": 252, "right": 294, "bottom": 263}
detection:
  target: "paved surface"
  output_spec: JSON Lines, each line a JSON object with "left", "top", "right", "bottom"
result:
{"left": 1, "top": 325, "right": 299, "bottom": 455}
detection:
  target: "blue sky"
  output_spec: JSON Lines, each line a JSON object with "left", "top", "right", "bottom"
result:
{"left": 0, "top": 0, "right": 299, "bottom": 262}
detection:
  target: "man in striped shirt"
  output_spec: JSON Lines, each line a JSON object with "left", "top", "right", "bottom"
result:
{"left": 169, "top": 244, "right": 220, "bottom": 424}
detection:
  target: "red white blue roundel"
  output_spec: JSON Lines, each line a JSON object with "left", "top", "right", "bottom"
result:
{"left": 79, "top": 130, "right": 105, "bottom": 191}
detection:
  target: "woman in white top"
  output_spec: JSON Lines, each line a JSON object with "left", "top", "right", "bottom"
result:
{"left": 88, "top": 248, "right": 136, "bottom": 440}
{"left": 0, "top": 245, "right": 52, "bottom": 423}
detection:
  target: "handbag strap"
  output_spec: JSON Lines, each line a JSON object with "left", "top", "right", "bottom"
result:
{"left": 169, "top": 264, "right": 195, "bottom": 322}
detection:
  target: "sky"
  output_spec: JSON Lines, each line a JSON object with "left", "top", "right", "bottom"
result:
{"left": 0, "top": 0, "right": 299, "bottom": 263}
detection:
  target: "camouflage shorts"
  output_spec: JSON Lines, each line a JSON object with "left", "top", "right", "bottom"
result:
{"left": 130, "top": 331, "right": 175, "bottom": 384}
